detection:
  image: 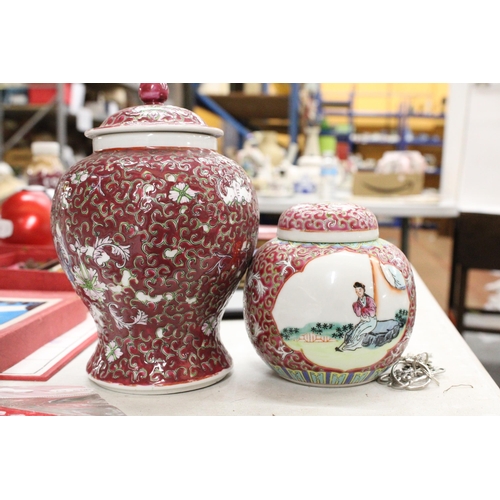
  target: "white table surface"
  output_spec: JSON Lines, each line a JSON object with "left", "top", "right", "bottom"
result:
{"left": 258, "top": 191, "right": 459, "bottom": 218}
{"left": 2, "top": 271, "right": 500, "bottom": 416}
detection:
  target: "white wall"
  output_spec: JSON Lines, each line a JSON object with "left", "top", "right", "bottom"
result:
{"left": 441, "top": 83, "right": 500, "bottom": 215}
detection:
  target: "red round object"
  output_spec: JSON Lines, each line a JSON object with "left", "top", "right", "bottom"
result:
{"left": 1, "top": 189, "right": 53, "bottom": 245}
{"left": 138, "top": 83, "right": 169, "bottom": 104}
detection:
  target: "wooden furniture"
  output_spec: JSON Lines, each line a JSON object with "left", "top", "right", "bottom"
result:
{"left": 448, "top": 212, "right": 500, "bottom": 334}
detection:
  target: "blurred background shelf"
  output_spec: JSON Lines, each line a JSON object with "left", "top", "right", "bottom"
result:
{"left": 0, "top": 83, "right": 142, "bottom": 171}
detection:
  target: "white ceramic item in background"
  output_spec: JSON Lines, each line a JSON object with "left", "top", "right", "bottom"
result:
{"left": 257, "top": 130, "right": 286, "bottom": 168}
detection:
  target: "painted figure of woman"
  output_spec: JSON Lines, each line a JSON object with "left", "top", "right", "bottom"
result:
{"left": 336, "top": 282, "right": 377, "bottom": 352}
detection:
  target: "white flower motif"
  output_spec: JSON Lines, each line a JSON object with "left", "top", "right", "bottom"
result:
{"left": 202, "top": 316, "right": 218, "bottom": 336}
{"left": 105, "top": 340, "right": 123, "bottom": 362}
{"left": 70, "top": 170, "right": 89, "bottom": 184}
{"left": 169, "top": 182, "right": 197, "bottom": 203}
{"left": 73, "top": 263, "right": 107, "bottom": 301}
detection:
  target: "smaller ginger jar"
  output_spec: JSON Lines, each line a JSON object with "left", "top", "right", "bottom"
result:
{"left": 243, "top": 202, "right": 416, "bottom": 387}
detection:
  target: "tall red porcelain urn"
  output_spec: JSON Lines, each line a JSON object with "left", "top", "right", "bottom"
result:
{"left": 51, "top": 84, "right": 259, "bottom": 394}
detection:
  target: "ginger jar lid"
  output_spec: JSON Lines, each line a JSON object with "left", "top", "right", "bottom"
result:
{"left": 277, "top": 202, "right": 379, "bottom": 243}
{"left": 85, "top": 83, "right": 223, "bottom": 151}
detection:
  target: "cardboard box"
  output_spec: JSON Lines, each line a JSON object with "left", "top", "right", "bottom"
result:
{"left": 3, "top": 148, "right": 32, "bottom": 170}
{"left": 352, "top": 172, "right": 424, "bottom": 197}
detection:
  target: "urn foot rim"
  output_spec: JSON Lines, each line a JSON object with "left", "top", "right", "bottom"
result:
{"left": 88, "top": 367, "right": 232, "bottom": 395}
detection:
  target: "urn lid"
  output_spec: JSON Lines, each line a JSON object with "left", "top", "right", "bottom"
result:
{"left": 85, "top": 83, "right": 223, "bottom": 139}
{"left": 277, "top": 203, "right": 379, "bottom": 243}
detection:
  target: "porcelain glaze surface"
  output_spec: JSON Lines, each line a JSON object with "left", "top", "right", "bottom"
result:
{"left": 277, "top": 202, "right": 380, "bottom": 243}
{"left": 277, "top": 202, "right": 378, "bottom": 235}
{"left": 243, "top": 203, "right": 415, "bottom": 387}
{"left": 51, "top": 84, "right": 259, "bottom": 394}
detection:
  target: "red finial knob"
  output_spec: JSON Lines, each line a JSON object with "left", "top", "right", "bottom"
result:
{"left": 139, "top": 83, "right": 169, "bottom": 104}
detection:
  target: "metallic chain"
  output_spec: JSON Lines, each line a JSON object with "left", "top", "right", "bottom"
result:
{"left": 377, "top": 352, "right": 445, "bottom": 390}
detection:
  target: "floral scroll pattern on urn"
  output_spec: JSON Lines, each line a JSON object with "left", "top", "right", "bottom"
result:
{"left": 51, "top": 83, "right": 259, "bottom": 394}
{"left": 243, "top": 203, "right": 416, "bottom": 387}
